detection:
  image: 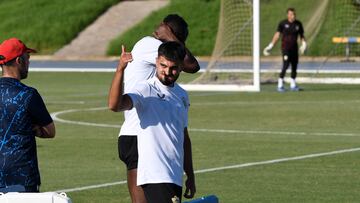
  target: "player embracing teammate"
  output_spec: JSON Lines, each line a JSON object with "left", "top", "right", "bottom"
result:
{"left": 109, "top": 14, "right": 199, "bottom": 203}
{"left": 264, "top": 8, "right": 307, "bottom": 92}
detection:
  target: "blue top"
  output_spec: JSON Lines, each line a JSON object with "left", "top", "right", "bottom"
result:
{"left": 0, "top": 77, "right": 52, "bottom": 187}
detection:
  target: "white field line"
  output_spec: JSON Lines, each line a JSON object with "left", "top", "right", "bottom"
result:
{"left": 46, "top": 99, "right": 360, "bottom": 107}
{"left": 50, "top": 107, "right": 360, "bottom": 137}
{"left": 45, "top": 92, "right": 231, "bottom": 101}
{"left": 190, "top": 128, "right": 359, "bottom": 137}
{"left": 51, "top": 107, "right": 121, "bottom": 128}
{"left": 291, "top": 77, "right": 360, "bottom": 85}
{"left": 190, "top": 100, "right": 360, "bottom": 106}
{"left": 55, "top": 181, "right": 127, "bottom": 193}
{"left": 29, "top": 68, "right": 115, "bottom": 72}
{"left": 29, "top": 67, "right": 360, "bottom": 74}
{"left": 54, "top": 147, "right": 360, "bottom": 193}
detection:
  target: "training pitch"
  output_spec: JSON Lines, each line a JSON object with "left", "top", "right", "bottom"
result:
{"left": 24, "top": 72, "right": 360, "bottom": 203}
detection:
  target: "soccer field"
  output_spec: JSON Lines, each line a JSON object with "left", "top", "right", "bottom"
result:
{"left": 25, "top": 72, "right": 360, "bottom": 203}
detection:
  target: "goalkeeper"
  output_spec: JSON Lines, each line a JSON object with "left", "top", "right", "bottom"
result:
{"left": 263, "top": 8, "right": 306, "bottom": 92}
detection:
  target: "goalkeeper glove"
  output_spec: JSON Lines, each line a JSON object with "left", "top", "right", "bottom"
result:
{"left": 263, "top": 43, "right": 274, "bottom": 56}
{"left": 299, "top": 41, "right": 307, "bottom": 55}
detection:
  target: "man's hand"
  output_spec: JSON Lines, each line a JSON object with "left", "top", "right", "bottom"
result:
{"left": 109, "top": 45, "right": 134, "bottom": 112}
{"left": 33, "top": 125, "right": 45, "bottom": 137}
{"left": 183, "top": 128, "right": 195, "bottom": 198}
{"left": 263, "top": 42, "right": 274, "bottom": 56}
{"left": 117, "top": 45, "right": 133, "bottom": 70}
{"left": 184, "top": 174, "right": 196, "bottom": 199}
{"left": 33, "top": 123, "right": 55, "bottom": 138}
{"left": 153, "top": 22, "right": 181, "bottom": 43}
{"left": 299, "top": 40, "right": 307, "bottom": 55}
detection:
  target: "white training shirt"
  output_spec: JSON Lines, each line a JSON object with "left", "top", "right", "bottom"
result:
{"left": 119, "top": 36, "right": 163, "bottom": 136}
{"left": 127, "top": 76, "right": 190, "bottom": 187}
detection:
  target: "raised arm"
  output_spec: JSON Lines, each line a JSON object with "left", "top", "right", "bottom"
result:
{"left": 154, "top": 23, "right": 200, "bottom": 73}
{"left": 183, "top": 48, "right": 200, "bottom": 73}
{"left": 183, "top": 127, "right": 196, "bottom": 199}
{"left": 108, "top": 45, "right": 134, "bottom": 112}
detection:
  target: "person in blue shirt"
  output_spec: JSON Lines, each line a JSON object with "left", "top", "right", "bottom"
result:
{"left": 0, "top": 38, "right": 56, "bottom": 193}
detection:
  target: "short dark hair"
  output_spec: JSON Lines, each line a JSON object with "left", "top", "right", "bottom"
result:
{"left": 163, "top": 14, "right": 189, "bottom": 43}
{"left": 158, "top": 41, "right": 186, "bottom": 64}
{"left": 287, "top": 8, "right": 296, "bottom": 13}
{"left": 0, "top": 55, "right": 25, "bottom": 68}
{"left": 0, "top": 58, "right": 16, "bottom": 69}
{"left": 3, "top": 57, "right": 17, "bottom": 67}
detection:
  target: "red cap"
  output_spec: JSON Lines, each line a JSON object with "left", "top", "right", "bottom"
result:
{"left": 0, "top": 38, "right": 36, "bottom": 65}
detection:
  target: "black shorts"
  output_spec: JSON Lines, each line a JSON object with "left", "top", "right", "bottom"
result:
{"left": 142, "top": 183, "right": 182, "bottom": 203}
{"left": 118, "top": 136, "right": 138, "bottom": 170}
{"left": 282, "top": 50, "right": 299, "bottom": 65}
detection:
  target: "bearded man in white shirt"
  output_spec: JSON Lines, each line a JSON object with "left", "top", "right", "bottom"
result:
{"left": 109, "top": 14, "right": 199, "bottom": 203}
{"left": 109, "top": 41, "right": 195, "bottom": 203}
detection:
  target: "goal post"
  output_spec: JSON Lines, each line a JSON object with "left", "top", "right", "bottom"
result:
{"left": 309, "top": 0, "right": 360, "bottom": 84}
{"left": 181, "top": 0, "right": 260, "bottom": 92}
{"left": 253, "top": 0, "right": 260, "bottom": 91}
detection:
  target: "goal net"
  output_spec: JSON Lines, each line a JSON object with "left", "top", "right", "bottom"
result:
{"left": 182, "top": 0, "right": 260, "bottom": 92}
{"left": 308, "top": 0, "right": 360, "bottom": 84}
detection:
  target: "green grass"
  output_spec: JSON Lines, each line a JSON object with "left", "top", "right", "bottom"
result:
{"left": 0, "top": 0, "right": 120, "bottom": 54}
{"left": 17, "top": 72, "right": 360, "bottom": 202}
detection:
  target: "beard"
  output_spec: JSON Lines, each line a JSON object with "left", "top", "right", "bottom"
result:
{"left": 159, "top": 76, "right": 174, "bottom": 86}
{"left": 157, "top": 72, "right": 177, "bottom": 86}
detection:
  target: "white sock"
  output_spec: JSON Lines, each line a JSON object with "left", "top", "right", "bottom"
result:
{"left": 290, "top": 78, "right": 297, "bottom": 88}
{"left": 278, "top": 78, "right": 284, "bottom": 88}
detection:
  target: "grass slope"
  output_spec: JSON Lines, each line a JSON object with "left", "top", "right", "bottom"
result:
{"left": 0, "top": 0, "right": 120, "bottom": 54}
{"left": 19, "top": 72, "right": 360, "bottom": 202}
{"left": 107, "top": 0, "right": 220, "bottom": 56}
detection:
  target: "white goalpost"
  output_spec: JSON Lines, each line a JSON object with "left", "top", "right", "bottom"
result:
{"left": 181, "top": 0, "right": 260, "bottom": 92}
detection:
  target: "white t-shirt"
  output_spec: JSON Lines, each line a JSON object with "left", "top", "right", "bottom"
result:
{"left": 127, "top": 76, "right": 190, "bottom": 187}
{"left": 119, "top": 36, "right": 163, "bottom": 136}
